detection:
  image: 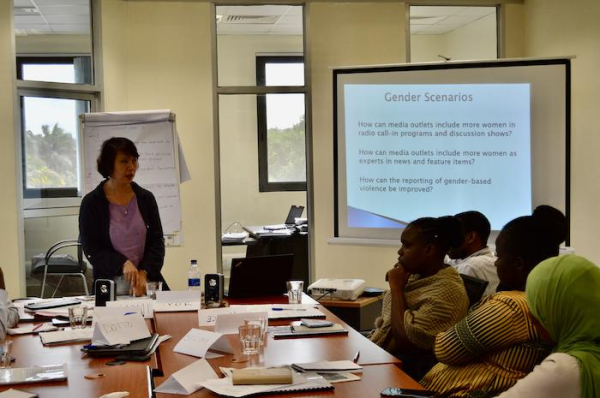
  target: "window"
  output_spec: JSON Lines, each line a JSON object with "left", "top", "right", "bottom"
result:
{"left": 14, "top": 0, "right": 99, "bottom": 203}
{"left": 256, "top": 56, "right": 306, "bottom": 192}
{"left": 17, "top": 56, "right": 93, "bottom": 85}
{"left": 20, "top": 94, "right": 91, "bottom": 198}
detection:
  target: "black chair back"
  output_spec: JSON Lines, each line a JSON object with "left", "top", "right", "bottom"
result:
{"left": 459, "top": 273, "right": 489, "bottom": 307}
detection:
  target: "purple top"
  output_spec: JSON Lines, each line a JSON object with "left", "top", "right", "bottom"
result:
{"left": 109, "top": 195, "right": 147, "bottom": 267}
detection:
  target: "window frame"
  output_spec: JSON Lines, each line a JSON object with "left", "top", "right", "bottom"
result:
{"left": 19, "top": 90, "right": 95, "bottom": 200}
{"left": 14, "top": 0, "right": 102, "bottom": 213}
{"left": 256, "top": 55, "right": 306, "bottom": 192}
{"left": 16, "top": 55, "right": 93, "bottom": 85}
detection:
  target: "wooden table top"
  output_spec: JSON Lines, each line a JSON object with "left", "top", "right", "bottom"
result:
{"left": 1, "top": 295, "right": 421, "bottom": 398}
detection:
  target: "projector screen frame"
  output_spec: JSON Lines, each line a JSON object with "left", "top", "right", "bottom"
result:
{"left": 333, "top": 57, "right": 571, "bottom": 246}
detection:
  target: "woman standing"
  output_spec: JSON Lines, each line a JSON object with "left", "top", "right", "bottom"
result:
{"left": 79, "top": 137, "right": 167, "bottom": 296}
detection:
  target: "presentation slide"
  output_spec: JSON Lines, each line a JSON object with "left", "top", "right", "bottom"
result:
{"left": 344, "top": 83, "right": 531, "bottom": 231}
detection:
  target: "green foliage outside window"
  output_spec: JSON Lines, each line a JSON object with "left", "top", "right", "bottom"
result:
{"left": 267, "top": 115, "right": 306, "bottom": 182}
{"left": 25, "top": 123, "right": 77, "bottom": 188}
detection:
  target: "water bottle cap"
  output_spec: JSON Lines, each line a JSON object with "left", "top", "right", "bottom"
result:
{"left": 191, "top": 259, "right": 197, "bottom": 265}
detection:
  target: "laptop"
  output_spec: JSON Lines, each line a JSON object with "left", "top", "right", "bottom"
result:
{"left": 227, "top": 254, "right": 294, "bottom": 298}
{"left": 284, "top": 205, "right": 305, "bottom": 226}
{"left": 263, "top": 206, "right": 305, "bottom": 231}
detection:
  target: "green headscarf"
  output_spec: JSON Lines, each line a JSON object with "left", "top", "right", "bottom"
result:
{"left": 526, "top": 254, "right": 600, "bottom": 398}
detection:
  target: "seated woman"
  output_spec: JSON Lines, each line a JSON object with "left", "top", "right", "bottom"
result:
{"left": 369, "top": 216, "right": 470, "bottom": 378}
{"left": 79, "top": 137, "right": 167, "bottom": 297}
{"left": 495, "top": 254, "right": 600, "bottom": 398}
{"left": 420, "top": 205, "right": 567, "bottom": 397}
{"left": 0, "top": 267, "right": 19, "bottom": 340}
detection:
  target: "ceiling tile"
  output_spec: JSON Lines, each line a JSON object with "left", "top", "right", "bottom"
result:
{"left": 458, "top": 7, "right": 497, "bottom": 17}
{"left": 14, "top": 0, "right": 35, "bottom": 7}
{"left": 50, "top": 23, "right": 89, "bottom": 34}
{"left": 37, "top": 5, "right": 89, "bottom": 16}
{"left": 44, "top": 15, "right": 90, "bottom": 24}
{"left": 33, "top": 0, "right": 89, "bottom": 6}
{"left": 14, "top": 15, "right": 45, "bottom": 25}
{"left": 410, "top": 6, "right": 465, "bottom": 18}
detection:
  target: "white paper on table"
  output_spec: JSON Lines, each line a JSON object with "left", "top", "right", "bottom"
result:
{"left": 154, "top": 358, "right": 218, "bottom": 395}
{"left": 91, "top": 312, "right": 150, "bottom": 346}
{"left": 156, "top": 290, "right": 199, "bottom": 303}
{"left": 8, "top": 322, "right": 57, "bottom": 335}
{"left": 198, "top": 307, "right": 248, "bottom": 326}
{"left": 214, "top": 311, "right": 268, "bottom": 335}
{"left": 173, "top": 328, "right": 232, "bottom": 358}
{"left": 0, "top": 388, "right": 39, "bottom": 398}
{"left": 230, "top": 304, "right": 325, "bottom": 320}
{"left": 154, "top": 301, "right": 199, "bottom": 312}
{"left": 106, "top": 298, "right": 154, "bottom": 318}
{"left": 292, "top": 360, "right": 363, "bottom": 372}
{"left": 39, "top": 328, "right": 93, "bottom": 345}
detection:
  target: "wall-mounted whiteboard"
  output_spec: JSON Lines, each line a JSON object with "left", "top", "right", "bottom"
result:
{"left": 81, "top": 110, "right": 185, "bottom": 245}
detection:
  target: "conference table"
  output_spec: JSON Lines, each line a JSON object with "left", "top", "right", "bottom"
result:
{"left": 1, "top": 294, "right": 424, "bottom": 397}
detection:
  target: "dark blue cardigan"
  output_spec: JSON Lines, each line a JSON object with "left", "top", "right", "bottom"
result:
{"left": 79, "top": 181, "right": 168, "bottom": 289}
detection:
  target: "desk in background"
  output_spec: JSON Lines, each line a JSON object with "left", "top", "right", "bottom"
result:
{"left": 318, "top": 294, "right": 384, "bottom": 332}
{"left": 227, "top": 225, "right": 309, "bottom": 288}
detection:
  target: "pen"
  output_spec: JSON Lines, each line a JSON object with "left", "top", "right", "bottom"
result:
{"left": 353, "top": 351, "right": 360, "bottom": 363}
{"left": 32, "top": 323, "right": 45, "bottom": 332}
{"left": 271, "top": 308, "right": 307, "bottom": 311}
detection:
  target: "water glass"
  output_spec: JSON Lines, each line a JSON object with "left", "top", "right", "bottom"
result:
{"left": 238, "top": 324, "right": 261, "bottom": 355}
{"left": 0, "top": 340, "right": 13, "bottom": 369}
{"left": 146, "top": 281, "right": 163, "bottom": 299}
{"left": 286, "top": 280, "right": 304, "bottom": 304}
{"left": 245, "top": 317, "right": 268, "bottom": 347}
{"left": 68, "top": 306, "right": 88, "bottom": 329}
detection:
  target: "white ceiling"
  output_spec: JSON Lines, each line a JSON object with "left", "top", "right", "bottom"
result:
{"left": 14, "top": 0, "right": 90, "bottom": 36}
{"left": 12, "top": 2, "right": 495, "bottom": 37}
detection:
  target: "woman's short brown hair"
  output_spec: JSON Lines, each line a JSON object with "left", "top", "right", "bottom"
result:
{"left": 97, "top": 137, "right": 139, "bottom": 179}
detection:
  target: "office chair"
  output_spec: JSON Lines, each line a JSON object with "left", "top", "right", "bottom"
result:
{"left": 32, "top": 239, "right": 90, "bottom": 298}
{"left": 459, "top": 273, "right": 489, "bottom": 308}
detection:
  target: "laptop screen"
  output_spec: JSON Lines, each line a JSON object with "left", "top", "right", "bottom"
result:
{"left": 285, "top": 205, "right": 305, "bottom": 225}
{"left": 227, "top": 254, "right": 294, "bottom": 298}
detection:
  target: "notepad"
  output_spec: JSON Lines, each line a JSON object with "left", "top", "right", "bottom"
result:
{"left": 201, "top": 371, "right": 333, "bottom": 398}
{"left": 0, "top": 364, "right": 67, "bottom": 386}
{"left": 269, "top": 323, "right": 348, "bottom": 339}
{"left": 291, "top": 360, "right": 363, "bottom": 373}
{"left": 39, "top": 328, "right": 93, "bottom": 345}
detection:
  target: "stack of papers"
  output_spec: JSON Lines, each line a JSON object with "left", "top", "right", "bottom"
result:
{"left": 39, "top": 328, "right": 93, "bottom": 345}
{"left": 200, "top": 369, "right": 333, "bottom": 397}
{"left": 291, "top": 360, "right": 362, "bottom": 373}
{"left": 0, "top": 364, "right": 67, "bottom": 386}
{"left": 222, "top": 232, "right": 249, "bottom": 243}
{"left": 269, "top": 323, "right": 348, "bottom": 339}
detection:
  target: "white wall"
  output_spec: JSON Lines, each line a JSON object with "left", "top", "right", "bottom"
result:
{"left": 444, "top": 13, "right": 497, "bottom": 61}
{"left": 102, "top": 1, "right": 217, "bottom": 289}
{"left": 309, "top": 2, "right": 407, "bottom": 289}
{"left": 522, "top": 0, "right": 600, "bottom": 263}
{"left": 411, "top": 13, "right": 497, "bottom": 63}
{"left": 15, "top": 35, "right": 91, "bottom": 54}
{"left": 0, "top": 3, "right": 23, "bottom": 296}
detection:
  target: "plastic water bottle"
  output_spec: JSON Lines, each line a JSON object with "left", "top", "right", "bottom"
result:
{"left": 188, "top": 259, "right": 205, "bottom": 308}
{"left": 188, "top": 259, "right": 201, "bottom": 291}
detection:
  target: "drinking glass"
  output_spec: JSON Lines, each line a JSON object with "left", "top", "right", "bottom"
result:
{"left": 238, "top": 324, "right": 261, "bottom": 355}
{"left": 286, "top": 281, "right": 304, "bottom": 304}
{"left": 68, "top": 306, "right": 88, "bottom": 329}
{"left": 146, "top": 281, "right": 163, "bottom": 299}
{"left": 0, "top": 340, "right": 13, "bottom": 369}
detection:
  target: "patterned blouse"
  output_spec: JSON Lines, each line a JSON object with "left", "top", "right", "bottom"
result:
{"left": 420, "top": 291, "right": 552, "bottom": 398}
{"left": 369, "top": 266, "right": 469, "bottom": 353}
